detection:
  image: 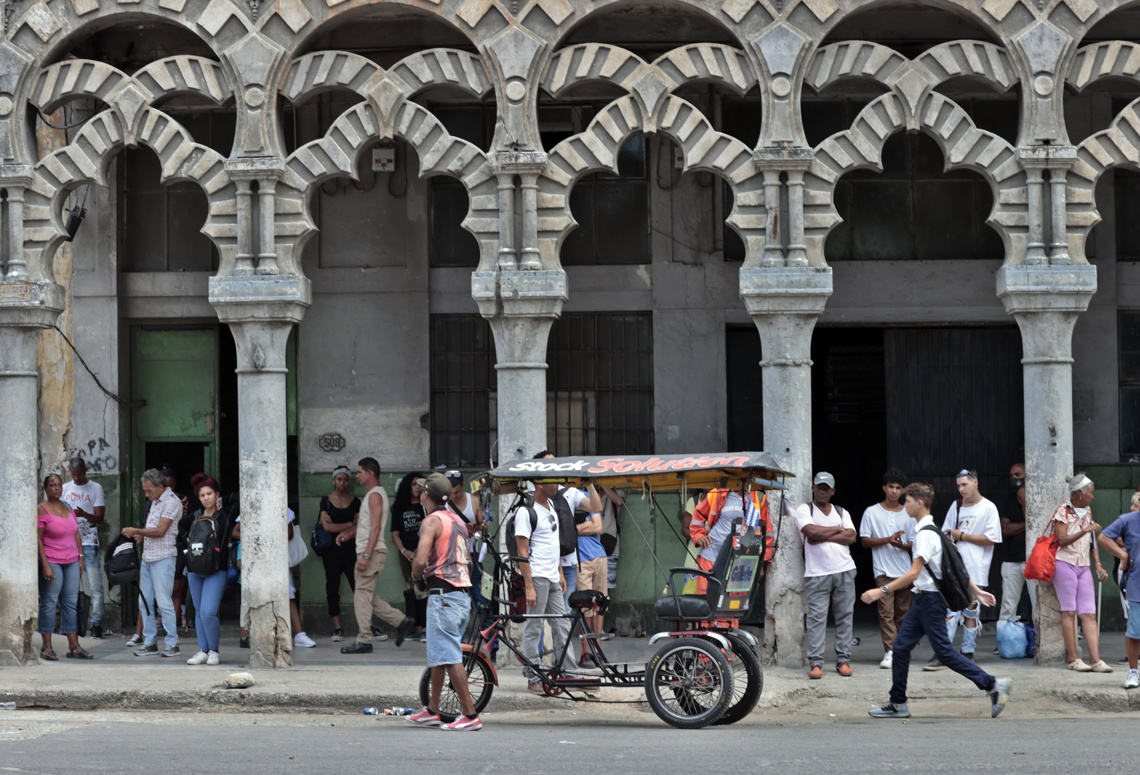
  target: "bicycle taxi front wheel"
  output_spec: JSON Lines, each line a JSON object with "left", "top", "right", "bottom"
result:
{"left": 418, "top": 650, "right": 495, "bottom": 723}
{"left": 644, "top": 637, "right": 734, "bottom": 729}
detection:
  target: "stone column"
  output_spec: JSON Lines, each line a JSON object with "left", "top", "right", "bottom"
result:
{"left": 785, "top": 168, "right": 808, "bottom": 267}
{"left": 234, "top": 179, "right": 255, "bottom": 275}
{"left": 256, "top": 178, "right": 279, "bottom": 276}
{"left": 1047, "top": 151, "right": 1076, "bottom": 265}
{"left": 998, "top": 264, "right": 1096, "bottom": 664}
{"left": 1022, "top": 161, "right": 1048, "bottom": 265}
{"left": 472, "top": 270, "right": 567, "bottom": 464}
{"left": 740, "top": 266, "right": 832, "bottom": 667}
{"left": 0, "top": 284, "right": 65, "bottom": 665}
{"left": 210, "top": 275, "right": 310, "bottom": 668}
{"left": 517, "top": 173, "right": 542, "bottom": 271}
{"left": 761, "top": 170, "right": 783, "bottom": 267}
{"left": 5, "top": 186, "right": 29, "bottom": 281}
{"left": 496, "top": 173, "right": 517, "bottom": 270}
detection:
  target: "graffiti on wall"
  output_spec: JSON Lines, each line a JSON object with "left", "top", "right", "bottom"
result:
{"left": 64, "top": 437, "right": 117, "bottom": 473}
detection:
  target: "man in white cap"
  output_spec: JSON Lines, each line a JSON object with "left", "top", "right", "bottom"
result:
{"left": 795, "top": 472, "right": 857, "bottom": 679}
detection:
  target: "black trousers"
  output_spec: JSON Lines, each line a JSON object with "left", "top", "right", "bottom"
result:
{"left": 321, "top": 541, "right": 356, "bottom": 618}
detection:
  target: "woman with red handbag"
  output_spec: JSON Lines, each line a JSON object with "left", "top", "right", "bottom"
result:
{"left": 1049, "top": 473, "right": 1112, "bottom": 673}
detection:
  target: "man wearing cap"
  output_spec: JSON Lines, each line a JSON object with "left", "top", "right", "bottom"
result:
{"left": 925, "top": 468, "right": 1002, "bottom": 670}
{"left": 62, "top": 457, "right": 107, "bottom": 638}
{"left": 795, "top": 472, "right": 857, "bottom": 679}
{"left": 407, "top": 473, "right": 482, "bottom": 731}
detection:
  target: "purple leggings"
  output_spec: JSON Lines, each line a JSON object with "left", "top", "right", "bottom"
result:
{"left": 1053, "top": 561, "right": 1096, "bottom": 614}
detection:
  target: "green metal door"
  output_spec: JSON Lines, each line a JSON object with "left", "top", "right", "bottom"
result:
{"left": 129, "top": 327, "right": 218, "bottom": 526}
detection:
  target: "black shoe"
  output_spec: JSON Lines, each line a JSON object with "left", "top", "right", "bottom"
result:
{"left": 962, "top": 652, "right": 975, "bottom": 663}
{"left": 371, "top": 625, "right": 383, "bottom": 639}
{"left": 923, "top": 656, "right": 947, "bottom": 671}
{"left": 395, "top": 616, "right": 415, "bottom": 648}
{"left": 90, "top": 625, "right": 103, "bottom": 639}
{"left": 239, "top": 637, "right": 249, "bottom": 649}
{"left": 341, "top": 641, "right": 373, "bottom": 654}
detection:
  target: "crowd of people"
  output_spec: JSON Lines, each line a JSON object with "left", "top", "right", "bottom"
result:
{"left": 34, "top": 455, "right": 1140, "bottom": 704}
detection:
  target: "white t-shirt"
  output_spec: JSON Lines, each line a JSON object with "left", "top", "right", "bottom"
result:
{"left": 515, "top": 500, "right": 561, "bottom": 582}
{"left": 62, "top": 480, "right": 105, "bottom": 547}
{"left": 795, "top": 502, "right": 856, "bottom": 578}
{"left": 912, "top": 516, "right": 943, "bottom": 594}
{"left": 942, "top": 497, "right": 1002, "bottom": 584}
{"left": 557, "top": 488, "right": 589, "bottom": 567}
{"left": 859, "top": 503, "right": 916, "bottom": 578}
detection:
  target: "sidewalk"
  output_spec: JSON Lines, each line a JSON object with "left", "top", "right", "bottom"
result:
{"left": 2, "top": 622, "right": 1138, "bottom": 715}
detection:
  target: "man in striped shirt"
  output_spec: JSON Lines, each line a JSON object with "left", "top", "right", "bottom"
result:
{"left": 122, "top": 468, "right": 182, "bottom": 658}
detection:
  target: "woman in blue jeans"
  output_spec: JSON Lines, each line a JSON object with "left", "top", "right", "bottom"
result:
{"left": 37, "top": 474, "right": 92, "bottom": 660}
{"left": 183, "top": 475, "right": 235, "bottom": 666}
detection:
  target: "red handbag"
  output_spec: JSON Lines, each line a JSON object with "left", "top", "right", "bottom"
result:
{"left": 1024, "top": 521, "right": 1059, "bottom": 582}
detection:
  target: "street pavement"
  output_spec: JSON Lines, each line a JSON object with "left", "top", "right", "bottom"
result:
{"left": 2, "top": 621, "right": 1139, "bottom": 716}
{"left": 1, "top": 709, "right": 1139, "bottom": 774}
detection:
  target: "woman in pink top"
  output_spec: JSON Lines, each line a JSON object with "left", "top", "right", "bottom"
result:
{"left": 1052, "top": 473, "right": 1110, "bottom": 673}
{"left": 37, "top": 473, "right": 91, "bottom": 660}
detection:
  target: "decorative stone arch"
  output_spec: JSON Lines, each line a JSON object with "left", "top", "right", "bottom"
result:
{"left": 538, "top": 92, "right": 763, "bottom": 267}
{"left": 806, "top": 39, "right": 1017, "bottom": 95}
{"left": 279, "top": 98, "right": 495, "bottom": 271}
{"left": 1069, "top": 98, "right": 1140, "bottom": 264}
{"left": 21, "top": 105, "right": 233, "bottom": 281}
{"left": 804, "top": 90, "right": 1024, "bottom": 266}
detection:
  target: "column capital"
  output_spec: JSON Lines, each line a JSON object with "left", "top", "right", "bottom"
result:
{"left": 0, "top": 281, "right": 65, "bottom": 327}
{"left": 0, "top": 164, "right": 34, "bottom": 187}
{"left": 224, "top": 156, "right": 286, "bottom": 181}
{"left": 753, "top": 146, "right": 812, "bottom": 172}
{"left": 472, "top": 269, "right": 567, "bottom": 320}
{"left": 209, "top": 274, "right": 311, "bottom": 318}
{"left": 739, "top": 266, "right": 832, "bottom": 318}
{"left": 491, "top": 151, "right": 547, "bottom": 176}
{"left": 997, "top": 264, "right": 1097, "bottom": 315}
{"left": 1017, "top": 144, "right": 1077, "bottom": 169}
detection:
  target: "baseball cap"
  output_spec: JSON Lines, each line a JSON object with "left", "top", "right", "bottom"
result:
{"left": 424, "top": 472, "right": 452, "bottom": 502}
{"left": 813, "top": 472, "right": 835, "bottom": 488}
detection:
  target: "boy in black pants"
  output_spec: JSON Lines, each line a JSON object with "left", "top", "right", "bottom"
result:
{"left": 860, "top": 482, "right": 1012, "bottom": 719}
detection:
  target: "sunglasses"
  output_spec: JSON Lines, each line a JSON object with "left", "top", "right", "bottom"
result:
{"left": 956, "top": 469, "right": 978, "bottom": 479}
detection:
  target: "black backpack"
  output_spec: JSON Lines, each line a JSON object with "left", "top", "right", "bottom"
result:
{"left": 185, "top": 511, "right": 223, "bottom": 575}
{"left": 104, "top": 533, "right": 140, "bottom": 586}
{"left": 506, "top": 488, "right": 578, "bottom": 558}
{"left": 920, "top": 525, "right": 974, "bottom": 611}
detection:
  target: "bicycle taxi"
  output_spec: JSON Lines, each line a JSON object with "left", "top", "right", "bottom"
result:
{"left": 419, "top": 452, "right": 790, "bottom": 729}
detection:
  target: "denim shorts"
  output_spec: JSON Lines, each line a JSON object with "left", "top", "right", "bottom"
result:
{"left": 426, "top": 591, "right": 470, "bottom": 667}
{"left": 1128, "top": 602, "right": 1140, "bottom": 640}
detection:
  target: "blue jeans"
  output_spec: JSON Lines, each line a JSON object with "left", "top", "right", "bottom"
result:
{"left": 82, "top": 545, "right": 104, "bottom": 626}
{"left": 946, "top": 598, "right": 983, "bottom": 655}
{"left": 140, "top": 556, "right": 178, "bottom": 648}
{"left": 426, "top": 591, "right": 470, "bottom": 667}
{"left": 562, "top": 563, "right": 578, "bottom": 610}
{"left": 39, "top": 560, "right": 80, "bottom": 634}
{"left": 187, "top": 569, "right": 228, "bottom": 652}
{"left": 890, "top": 591, "right": 995, "bottom": 705}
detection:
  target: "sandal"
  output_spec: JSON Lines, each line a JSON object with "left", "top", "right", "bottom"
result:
{"left": 67, "top": 646, "right": 93, "bottom": 660}
{"left": 41, "top": 648, "right": 58, "bottom": 661}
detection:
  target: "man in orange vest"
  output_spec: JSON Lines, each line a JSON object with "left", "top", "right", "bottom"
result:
{"left": 689, "top": 489, "right": 773, "bottom": 595}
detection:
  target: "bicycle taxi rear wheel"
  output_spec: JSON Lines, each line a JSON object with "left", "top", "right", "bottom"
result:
{"left": 644, "top": 637, "right": 733, "bottom": 729}
{"left": 713, "top": 631, "right": 763, "bottom": 725}
{"left": 418, "top": 653, "right": 495, "bottom": 723}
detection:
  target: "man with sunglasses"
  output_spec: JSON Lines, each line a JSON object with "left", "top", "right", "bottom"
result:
{"left": 924, "top": 468, "right": 1001, "bottom": 670}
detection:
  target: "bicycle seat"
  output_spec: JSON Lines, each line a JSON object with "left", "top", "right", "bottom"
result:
{"left": 654, "top": 595, "right": 712, "bottom": 621}
{"left": 568, "top": 590, "right": 610, "bottom": 614}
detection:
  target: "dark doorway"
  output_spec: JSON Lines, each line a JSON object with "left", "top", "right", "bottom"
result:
{"left": 726, "top": 326, "right": 764, "bottom": 451}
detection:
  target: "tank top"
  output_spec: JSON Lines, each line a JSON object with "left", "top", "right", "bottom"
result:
{"left": 356, "top": 486, "right": 388, "bottom": 556}
{"left": 449, "top": 493, "right": 478, "bottom": 551}
{"left": 38, "top": 505, "right": 80, "bottom": 564}
{"left": 425, "top": 509, "right": 472, "bottom": 588}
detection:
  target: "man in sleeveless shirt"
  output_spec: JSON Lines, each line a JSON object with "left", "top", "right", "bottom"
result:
{"left": 408, "top": 473, "right": 482, "bottom": 731}
{"left": 338, "top": 457, "right": 415, "bottom": 653}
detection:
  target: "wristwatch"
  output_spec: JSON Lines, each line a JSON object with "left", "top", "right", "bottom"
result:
{"left": 881, "top": 585, "right": 891, "bottom": 596}
{"left": 362, "top": 553, "right": 372, "bottom": 560}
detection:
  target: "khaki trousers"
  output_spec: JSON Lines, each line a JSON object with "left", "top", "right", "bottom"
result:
{"left": 353, "top": 550, "right": 405, "bottom": 643}
{"left": 874, "top": 574, "right": 913, "bottom": 653}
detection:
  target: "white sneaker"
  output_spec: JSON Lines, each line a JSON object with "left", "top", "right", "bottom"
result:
{"left": 294, "top": 632, "right": 317, "bottom": 648}
{"left": 186, "top": 650, "right": 209, "bottom": 665}
{"left": 879, "top": 651, "right": 893, "bottom": 669}
{"left": 1125, "top": 670, "right": 1140, "bottom": 690}
{"left": 207, "top": 651, "right": 220, "bottom": 666}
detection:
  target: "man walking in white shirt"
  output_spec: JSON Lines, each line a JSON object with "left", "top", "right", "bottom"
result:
{"left": 859, "top": 468, "right": 914, "bottom": 670}
{"left": 925, "top": 468, "right": 1002, "bottom": 669}
{"left": 796, "top": 472, "right": 857, "bottom": 679}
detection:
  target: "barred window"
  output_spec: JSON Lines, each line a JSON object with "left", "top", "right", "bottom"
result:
{"left": 547, "top": 312, "right": 654, "bottom": 455}
{"left": 429, "top": 315, "right": 497, "bottom": 468}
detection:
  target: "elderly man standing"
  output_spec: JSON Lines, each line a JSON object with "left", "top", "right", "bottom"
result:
{"left": 122, "top": 468, "right": 181, "bottom": 657}
{"left": 796, "top": 472, "right": 858, "bottom": 679}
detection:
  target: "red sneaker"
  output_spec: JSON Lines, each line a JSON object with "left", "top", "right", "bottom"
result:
{"left": 441, "top": 714, "right": 482, "bottom": 731}
{"left": 407, "top": 707, "right": 441, "bottom": 726}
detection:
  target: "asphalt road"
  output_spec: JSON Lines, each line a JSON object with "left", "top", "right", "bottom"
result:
{"left": 1, "top": 709, "right": 1138, "bottom": 774}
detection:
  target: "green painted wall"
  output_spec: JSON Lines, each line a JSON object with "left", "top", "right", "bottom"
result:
{"left": 293, "top": 471, "right": 697, "bottom": 634}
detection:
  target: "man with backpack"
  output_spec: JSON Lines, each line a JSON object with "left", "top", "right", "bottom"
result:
{"left": 861, "top": 482, "right": 1012, "bottom": 719}
{"left": 925, "top": 468, "right": 1002, "bottom": 669}
{"left": 514, "top": 477, "right": 580, "bottom": 693}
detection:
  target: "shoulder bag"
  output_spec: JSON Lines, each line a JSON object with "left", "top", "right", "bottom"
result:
{"left": 1024, "top": 513, "right": 1060, "bottom": 582}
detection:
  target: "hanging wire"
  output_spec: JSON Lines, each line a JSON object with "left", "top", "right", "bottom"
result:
{"left": 35, "top": 107, "right": 94, "bottom": 132}
{"left": 50, "top": 325, "right": 145, "bottom": 408}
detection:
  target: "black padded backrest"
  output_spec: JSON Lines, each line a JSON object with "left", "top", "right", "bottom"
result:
{"left": 705, "top": 518, "right": 741, "bottom": 608}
